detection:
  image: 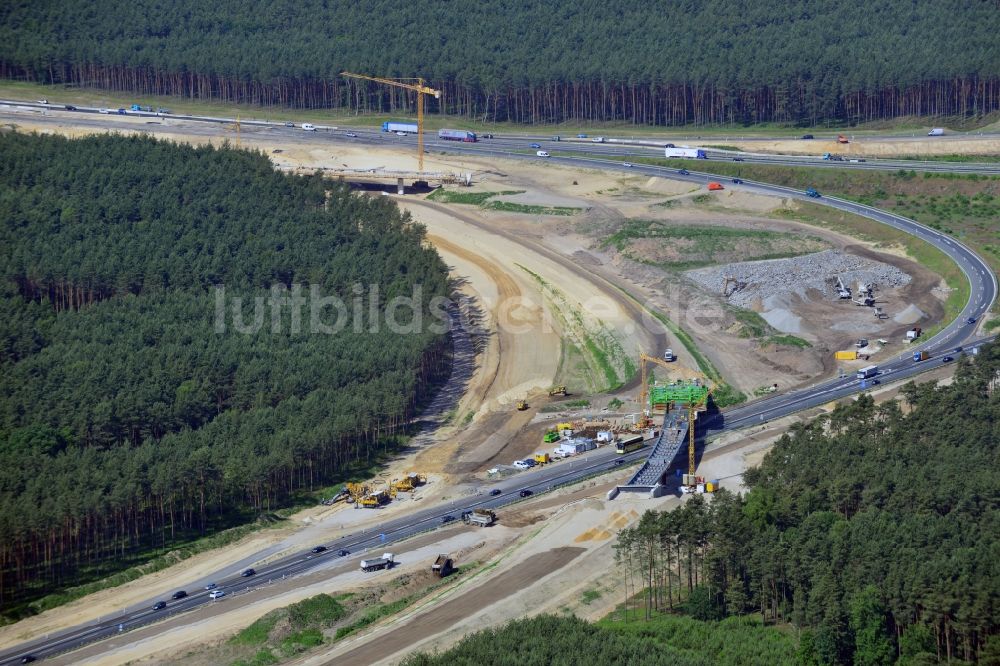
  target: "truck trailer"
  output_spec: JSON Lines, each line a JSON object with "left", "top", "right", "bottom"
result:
{"left": 438, "top": 129, "right": 477, "bottom": 142}
{"left": 665, "top": 147, "right": 707, "bottom": 159}
{"left": 856, "top": 365, "right": 879, "bottom": 380}
{"left": 835, "top": 350, "right": 859, "bottom": 361}
{"left": 913, "top": 351, "right": 930, "bottom": 362}
{"left": 382, "top": 121, "right": 418, "bottom": 134}
{"left": 360, "top": 552, "right": 394, "bottom": 572}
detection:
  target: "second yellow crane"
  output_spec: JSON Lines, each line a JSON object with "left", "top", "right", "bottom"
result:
{"left": 341, "top": 72, "right": 441, "bottom": 173}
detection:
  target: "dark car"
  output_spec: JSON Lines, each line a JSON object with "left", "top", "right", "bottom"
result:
{"left": 241, "top": 568, "right": 256, "bottom": 577}
{"left": 529, "top": 143, "right": 541, "bottom": 149}
{"left": 19, "top": 656, "right": 36, "bottom": 664}
{"left": 678, "top": 169, "right": 690, "bottom": 175}
{"left": 942, "top": 356, "right": 954, "bottom": 363}
{"left": 204, "top": 582, "right": 217, "bottom": 590}
{"left": 665, "top": 143, "right": 675, "bottom": 148}
{"left": 284, "top": 121, "right": 295, "bottom": 127}
{"left": 171, "top": 590, "right": 187, "bottom": 600}
{"left": 441, "top": 514, "right": 456, "bottom": 524}
{"left": 482, "top": 133, "right": 494, "bottom": 139}
{"left": 345, "top": 132, "right": 358, "bottom": 137}
{"left": 489, "top": 488, "right": 502, "bottom": 496}
{"left": 152, "top": 601, "right": 167, "bottom": 610}
{"left": 967, "top": 317, "right": 977, "bottom": 325}
{"left": 519, "top": 489, "right": 533, "bottom": 498}
{"left": 732, "top": 178, "right": 743, "bottom": 184}
{"left": 337, "top": 549, "right": 350, "bottom": 557}
{"left": 732, "top": 157, "right": 744, "bottom": 162}
{"left": 801, "top": 134, "right": 814, "bottom": 139}
{"left": 954, "top": 346, "right": 963, "bottom": 353}
{"left": 64, "top": 105, "right": 77, "bottom": 111}
{"left": 311, "top": 545, "right": 327, "bottom": 553}
{"left": 117, "top": 108, "right": 126, "bottom": 115}
{"left": 613, "top": 459, "right": 625, "bottom": 466}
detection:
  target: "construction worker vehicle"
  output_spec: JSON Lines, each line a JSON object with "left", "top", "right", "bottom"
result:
{"left": 360, "top": 553, "right": 394, "bottom": 572}
{"left": 431, "top": 554, "right": 455, "bottom": 577}
{"left": 533, "top": 453, "right": 551, "bottom": 465}
{"left": 462, "top": 509, "right": 496, "bottom": 527}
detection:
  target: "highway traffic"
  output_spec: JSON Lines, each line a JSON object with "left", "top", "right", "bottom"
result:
{"left": 0, "top": 101, "right": 996, "bottom": 665}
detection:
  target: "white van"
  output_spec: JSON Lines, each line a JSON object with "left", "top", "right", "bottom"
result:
{"left": 536, "top": 150, "right": 550, "bottom": 157}
{"left": 302, "top": 123, "right": 317, "bottom": 131}
{"left": 928, "top": 128, "right": 944, "bottom": 136}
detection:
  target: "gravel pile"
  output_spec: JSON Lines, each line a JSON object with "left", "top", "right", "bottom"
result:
{"left": 685, "top": 250, "right": 911, "bottom": 308}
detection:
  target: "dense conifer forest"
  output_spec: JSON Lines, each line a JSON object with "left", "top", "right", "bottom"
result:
{"left": 0, "top": 132, "right": 450, "bottom": 614}
{"left": 1, "top": 1, "right": 998, "bottom": 125}
{"left": 407, "top": 348, "right": 1000, "bottom": 665}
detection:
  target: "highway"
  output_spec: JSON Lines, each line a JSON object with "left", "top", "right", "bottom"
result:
{"left": 0, "top": 102, "right": 996, "bottom": 665}
{"left": 4, "top": 100, "right": 1000, "bottom": 175}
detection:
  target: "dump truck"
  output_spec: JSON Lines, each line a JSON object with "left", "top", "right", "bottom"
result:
{"left": 360, "top": 490, "right": 389, "bottom": 508}
{"left": 462, "top": 509, "right": 496, "bottom": 527}
{"left": 835, "top": 350, "right": 859, "bottom": 361}
{"left": 707, "top": 182, "right": 724, "bottom": 191}
{"left": 431, "top": 554, "right": 454, "bottom": 577}
{"left": 913, "top": 350, "right": 930, "bottom": 362}
{"left": 360, "top": 553, "right": 394, "bottom": 572}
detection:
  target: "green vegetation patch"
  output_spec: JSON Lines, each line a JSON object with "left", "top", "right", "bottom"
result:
{"left": 401, "top": 613, "right": 797, "bottom": 665}
{"left": 602, "top": 221, "right": 827, "bottom": 270}
{"left": 426, "top": 188, "right": 524, "bottom": 204}
{"left": 481, "top": 200, "right": 582, "bottom": 216}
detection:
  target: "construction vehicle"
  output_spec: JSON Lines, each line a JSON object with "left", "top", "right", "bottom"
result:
{"left": 835, "top": 350, "right": 859, "bottom": 361}
{"left": 533, "top": 453, "right": 551, "bottom": 465}
{"left": 462, "top": 509, "right": 496, "bottom": 527}
{"left": 707, "top": 182, "right": 724, "bottom": 191}
{"left": 549, "top": 385, "right": 567, "bottom": 396}
{"left": 721, "top": 275, "right": 745, "bottom": 297}
{"left": 556, "top": 422, "right": 573, "bottom": 431}
{"left": 360, "top": 489, "right": 390, "bottom": 508}
{"left": 835, "top": 276, "right": 852, "bottom": 299}
{"left": 837, "top": 135, "right": 849, "bottom": 144}
{"left": 360, "top": 553, "right": 394, "bottom": 572}
{"left": 390, "top": 473, "right": 426, "bottom": 493}
{"left": 663, "top": 348, "right": 675, "bottom": 362}
{"left": 543, "top": 431, "right": 560, "bottom": 444}
{"left": 341, "top": 72, "right": 441, "bottom": 173}
{"left": 516, "top": 399, "right": 528, "bottom": 411}
{"left": 852, "top": 281, "right": 876, "bottom": 306}
{"left": 431, "top": 554, "right": 455, "bottom": 577}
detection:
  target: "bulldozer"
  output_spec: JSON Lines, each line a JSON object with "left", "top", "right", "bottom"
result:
{"left": 549, "top": 385, "right": 567, "bottom": 396}
{"left": 516, "top": 399, "right": 528, "bottom": 411}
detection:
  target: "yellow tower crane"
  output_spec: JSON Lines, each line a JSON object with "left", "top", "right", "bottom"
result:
{"left": 341, "top": 72, "right": 441, "bottom": 173}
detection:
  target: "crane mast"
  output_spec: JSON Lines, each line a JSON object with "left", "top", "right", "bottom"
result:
{"left": 341, "top": 72, "right": 441, "bottom": 173}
